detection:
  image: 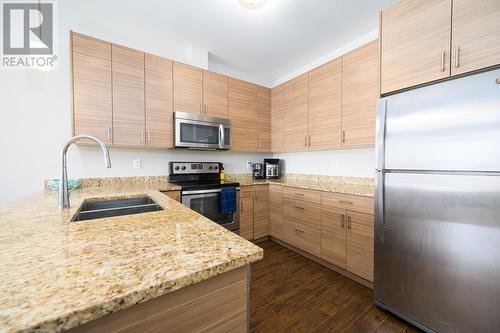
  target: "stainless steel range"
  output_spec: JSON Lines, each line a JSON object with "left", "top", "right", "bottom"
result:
{"left": 169, "top": 162, "right": 240, "bottom": 233}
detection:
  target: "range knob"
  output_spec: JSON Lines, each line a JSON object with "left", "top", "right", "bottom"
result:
{"left": 214, "top": 166, "right": 218, "bottom": 170}
{"left": 181, "top": 166, "right": 186, "bottom": 171}
{"left": 174, "top": 166, "right": 180, "bottom": 171}
{"left": 209, "top": 166, "right": 213, "bottom": 170}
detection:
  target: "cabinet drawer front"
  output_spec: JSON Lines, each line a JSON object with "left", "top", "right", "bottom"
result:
{"left": 283, "top": 198, "right": 321, "bottom": 225}
{"left": 284, "top": 219, "right": 321, "bottom": 257}
{"left": 240, "top": 186, "right": 253, "bottom": 198}
{"left": 322, "top": 192, "right": 374, "bottom": 215}
{"left": 283, "top": 187, "right": 321, "bottom": 204}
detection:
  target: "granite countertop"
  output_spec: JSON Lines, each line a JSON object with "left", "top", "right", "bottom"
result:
{"left": 0, "top": 185, "right": 263, "bottom": 333}
{"left": 226, "top": 174, "right": 375, "bottom": 197}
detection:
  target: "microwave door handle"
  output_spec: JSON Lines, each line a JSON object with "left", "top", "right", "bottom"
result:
{"left": 219, "top": 124, "right": 224, "bottom": 149}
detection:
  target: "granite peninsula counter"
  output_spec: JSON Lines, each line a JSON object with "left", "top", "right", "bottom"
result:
{"left": 0, "top": 185, "right": 263, "bottom": 332}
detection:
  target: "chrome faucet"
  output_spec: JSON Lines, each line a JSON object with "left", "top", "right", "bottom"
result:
{"left": 59, "top": 135, "right": 111, "bottom": 209}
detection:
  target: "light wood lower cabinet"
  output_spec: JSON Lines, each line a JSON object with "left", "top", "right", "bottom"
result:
{"left": 68, "top": 267, "right": 249, "bottom": 333}
{"left": 239, "top": 187, "right": 254, "bottom": 240}
{"left": 282, "top": 196, "right": 321, "bottom": 257}
{"left": 269, "top": 184, "right": 284, "bottom": 239}
{"left": 346, "top": 210, "right": 374, "bottom": 282}
{"left": 321, "top": 192, "right": 374, "bottom": 282}
{"left": 162, "top": 190, "right": 181, "bottom": 202}
{"left": 253, "top": 185, "right": 269, "bottom": 239}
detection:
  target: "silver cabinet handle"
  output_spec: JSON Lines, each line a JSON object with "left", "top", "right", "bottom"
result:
{"left": 205, "top": 104, "right": 208, "bottom": 115}
{"left": 338, "top": 200, "right": 353, "bottom": 205}
{"left": 294, "top": 193, "right": 304, "bottom": 196}
{"left": 199, "top": 103, "right": 202, "bottom": 114}
{"left": 294, "top": 205, "right": 305, "bottom": 210}
{"left": 347, "top": 216, "right": 352, "bottom": 229}
{"left": 308, "top": 136, "right": 311, "bottom": 147}
{"left": 454, "top": 45, "right": 460, "bottom": 68}
{"left": 342, "top": 130, "right": 346, "bottom": 144}
{"left": 341, "top": 214, "right": 345, "bottom": 228}
{"left": 441, "top": 51, "right": 446, "bottom": 72}
{"left": 107, "top": 127, "right": 112, "bottom": 141}
{"left": 304, "top": 136, "right": 307, "bottom": 147}
{"left": 241, "top": 201, "right": 244, "bottom": 212}
{"left": 294, "top": 228, "right": 305, "bottom": 234}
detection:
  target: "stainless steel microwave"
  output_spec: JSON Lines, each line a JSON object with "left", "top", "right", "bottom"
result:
{"left": 174, "top": 112, "right": 231, "bottom": 150}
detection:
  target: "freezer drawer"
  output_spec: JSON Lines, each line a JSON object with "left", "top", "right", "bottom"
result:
{"left": 380, "top": 68, "right": 500, "bottom": 172}
{"left": 375, "top": 172, "right": 500, "bottom": 333}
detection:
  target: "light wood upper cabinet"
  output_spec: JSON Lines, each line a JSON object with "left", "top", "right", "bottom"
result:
{"left": 271, "top": 85, "right": 284, "bottom": 152}
{"left": 239, "top": 187, "right": 254, "bottom": 241}
{"left": 346, "top": 210, "right": 374, "bottom": 282}
{"left": 341, "top": 40, "right": 379, "bottom": 147}
{"left": 380, "top": 0, "right": 452, "bottom": 94}
{"left": 308, "top": 58, "right": 342, "bottom": 150}
{"left": 145, "top": 53, "right": 173, "bottom": 148}
{"left": 112, "top": 45, "right": 145, "bottom": 146}
{"left": 228, "top": 78, "right": 259, "bottom": 151}
{"left": 202, "top": 70, "right": 228, "bottom": 118}
{"left": 173, "top": 62, "right": 203, "bottom": 115}
{"left": 451, "top": 0, "right": 500, "bottom": 76}
{"left": 253, "top": 185, "right": 269, "bottom": 239}
{"left": 72, "top": 32, "right": 113, "bottom": 144}
{"left": 284, "top": 73, "right": 309, "bottom": 151}
{"left": 257, "top": 87, "right": 272, "bottom": 152}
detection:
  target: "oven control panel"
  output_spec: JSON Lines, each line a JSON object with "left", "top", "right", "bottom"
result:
{"left": 170, "top": 162, "right": 220, "bottom": 174}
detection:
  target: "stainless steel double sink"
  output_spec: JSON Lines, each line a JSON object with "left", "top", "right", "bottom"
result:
{"left": 72, "top": 196, "right": 164, "bottom": 222}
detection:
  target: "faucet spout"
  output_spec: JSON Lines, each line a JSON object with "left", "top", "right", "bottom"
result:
{"left": 59, "top": 135, "right": 111, "bottom": 209}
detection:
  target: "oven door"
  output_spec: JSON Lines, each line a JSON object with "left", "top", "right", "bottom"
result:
{"left": 182, "top": 189, "right": 240, "bottom": 232}
{"left": 174, "top": 112, "right": 231, "bottom": 150}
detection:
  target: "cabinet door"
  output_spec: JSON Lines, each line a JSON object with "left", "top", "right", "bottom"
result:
{"left": 284, "top": 73, "right": 309, "bottom": 151}
{"left": 269, "top": 184, "right": 283, "bottom": 239}
{"left": 173, "top": 62, "right": 203, "bottom": 115}
{"left": 72, "top": 32, "right": 112, "bottom": 144}
{"left": 308, "top": 58, "right": 342, "bottom": 150}
{"left": 112, "top": 45, "right": 145, "bottom": 146}
{"left": 239, "top": 189, "right": 254, "bottom": 240}
{"left": 341, "top": 40, "right": 379, "bottom": 147}
{"left": 253, "top": 185, "right": 269, "bottom": 239}
{"left": 271, "top": 85, "right": 284, "bottom": 152}
{"left": 380, "top": 0, "right": 452, "bottom": 94}
{"left": 346, "top": 211, "right": 374, "bottom": 282}
{"left": 321, "top": 206, "right": 347, "bottom": 269}
{"left": 451, "top": 0, "right": 500, "bottom": 76}
{"left": 257, "top": 87, "right": 272, "bottom": 152}
{"left": 228, "top": 78, "right": 259, "bottom": 151}
{"left": 145, "top": 53, "right": 173, "bottom": 148}
{"left": 203, "top": 71, "right": 228, "bottom": 118}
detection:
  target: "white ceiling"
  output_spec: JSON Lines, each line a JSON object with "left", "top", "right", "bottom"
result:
{"left": 70, "top": 0, "right": 398, "bottom": 84}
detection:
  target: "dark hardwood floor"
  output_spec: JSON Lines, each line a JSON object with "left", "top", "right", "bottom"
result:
{"left": 250, "top": 240, "right": 421, "bottom": 333}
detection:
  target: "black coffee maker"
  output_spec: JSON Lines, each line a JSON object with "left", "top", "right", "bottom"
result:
{"left": 264, "top": 159, "right": 281, "bottom": 179}
{"left": 252, "top": 163, "right": 265, "bottom": 180}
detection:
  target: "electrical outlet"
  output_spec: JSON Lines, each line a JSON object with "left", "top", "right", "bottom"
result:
{"left": 331, "top": 161, "right": 339, "bottom": 169}
{"left": 247, "top": 161, "right": 253, "bottom": 169}
{"left": 133, "top": 159, "right": 142, "bottom": 169}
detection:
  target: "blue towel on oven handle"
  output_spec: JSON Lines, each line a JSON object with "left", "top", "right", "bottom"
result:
{"left": 221, "top": 187, "right": 237, "bottom": 214}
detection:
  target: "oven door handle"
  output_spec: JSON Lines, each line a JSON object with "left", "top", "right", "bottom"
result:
{"left": 182, "top": 188, "right": 240, "bottom": 195}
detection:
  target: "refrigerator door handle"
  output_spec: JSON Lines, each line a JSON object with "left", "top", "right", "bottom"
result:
{"left": 375, "top": 99, "right": 387, "bottom": 171}
{"left": 375, "top": 171, "right": 385, "bottom": 242}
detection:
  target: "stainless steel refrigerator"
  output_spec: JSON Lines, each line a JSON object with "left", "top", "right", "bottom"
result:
{"left": 374, "top": 68, "right": 500, "bottom": 333}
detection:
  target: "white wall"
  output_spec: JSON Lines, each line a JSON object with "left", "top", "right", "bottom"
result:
{"left": 273, "top": 148, "right": 375, "bottom": 178}
{"left": 0, "top": 1, "right": 271, "bottom": 205}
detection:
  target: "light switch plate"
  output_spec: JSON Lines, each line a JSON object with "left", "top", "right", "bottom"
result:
{"left": 133, "top": 159, "right": 142, "bottom": 169}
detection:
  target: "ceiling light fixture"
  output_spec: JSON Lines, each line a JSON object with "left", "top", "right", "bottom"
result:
{"left": 238, "top": 0, "right": 270, "bottom": 10}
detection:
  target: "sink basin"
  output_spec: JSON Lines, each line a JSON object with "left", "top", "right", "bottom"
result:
{"left": 72, "top": 196, "right": 164, "bottom": 222}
